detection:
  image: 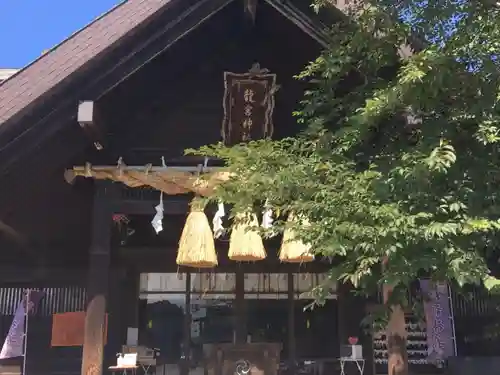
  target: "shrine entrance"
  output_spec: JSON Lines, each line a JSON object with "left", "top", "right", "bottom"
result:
{"left": 136, "top": 272, "right": 339, "bottom": 375}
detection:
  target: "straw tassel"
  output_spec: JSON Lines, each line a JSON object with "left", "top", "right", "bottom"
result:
{"left": 228, "top": 212, "right": 267, "bottom": 261}
{"left": 176, "top": 198, "right": 218, "bottom": 268}
{"left": 279, "top": 213, "right": 314, "bottom": 263}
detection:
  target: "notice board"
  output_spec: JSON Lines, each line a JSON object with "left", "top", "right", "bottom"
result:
{"left": 51, "top": 311, "right": 108, "bottom": 347}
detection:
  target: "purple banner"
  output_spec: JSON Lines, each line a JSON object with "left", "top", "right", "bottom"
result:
{"left": 420, "top": 280, "right": 454, "bottom": 361}
{"left": 0, "top": 290, "right": 44, "bottom": 359}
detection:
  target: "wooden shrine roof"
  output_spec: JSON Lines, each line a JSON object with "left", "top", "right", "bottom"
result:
{"left": 0, "top": 0, "right": 417, "bottom": 135}
{"left": 0, "top": 0, "right": 333, "bottom": 175}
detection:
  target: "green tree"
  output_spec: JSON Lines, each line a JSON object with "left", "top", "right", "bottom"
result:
{"left": 188, "top": 1, "right": 500, "bottom": 374}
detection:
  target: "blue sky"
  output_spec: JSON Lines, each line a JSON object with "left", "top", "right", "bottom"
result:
{"left": 1, "top": 0, "right": 121, "bottom": 68}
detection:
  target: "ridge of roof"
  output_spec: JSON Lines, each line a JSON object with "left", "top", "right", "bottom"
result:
{"left": 0, "top": 0, "right": 173, "bottom": 125}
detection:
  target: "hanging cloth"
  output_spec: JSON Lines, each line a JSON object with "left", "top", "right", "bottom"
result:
{"left": 261, "top": 199, "right": 273, "bottom": 230}
{"left": 212, "top": 202, "right": 226, "bottom": 239}
{"left": 151, "top": 157, "right": 166, "bottom": 234}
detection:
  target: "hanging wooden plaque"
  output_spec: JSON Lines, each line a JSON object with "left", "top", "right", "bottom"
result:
{"left": 222, "top": 63, "right": 277, "bottom": 145}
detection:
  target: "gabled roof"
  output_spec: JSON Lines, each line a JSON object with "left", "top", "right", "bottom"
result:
{"left": 0, "top": 0, "right": 417, "bottom": 163}
{"left": 0, "top": 0, "right": 343, "bottom": 140}
{"left": 0, "top": 0, "right": 173, "bottom": 125}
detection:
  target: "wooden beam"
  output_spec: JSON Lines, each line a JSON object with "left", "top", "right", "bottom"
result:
{"left": 265, "top": 0, "right": 329, "bottom": 48}
{"left": 113, "top": 199, "right": 189, "bottom": 215}
{"left": 81, "top": 181, "right": 115, "bottom": 375}
{"left": 0, "top": 267, "right": 87, "bottom": 284}
{"left": 118, "top": 246, "right": 333, "bottom": 273}
{"left": 112, "top": 198, "right": 223, "bottom": 215}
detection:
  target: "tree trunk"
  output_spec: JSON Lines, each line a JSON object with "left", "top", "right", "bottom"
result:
{"left": 383, "top": 283, "right": 409, "bottom": 375}
{"left": 386, "top": 304, "right": 408, "bottom": 375}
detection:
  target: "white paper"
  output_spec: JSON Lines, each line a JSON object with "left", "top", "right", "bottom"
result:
{"left": 126, "top": 327, "right": 139, "bottom": 346}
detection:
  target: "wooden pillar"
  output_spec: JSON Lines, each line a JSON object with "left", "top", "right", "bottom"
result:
{"left": 81, "top": 182, "right": 114, "bottom": 375}
{"left": 234, "top": 268, "right": 246, "bottom": 343}
{"left": 123, "top": 267, "right": 140, "bottom": 330}
{"left": 337, "top": 282, "right": 349, "bottom": 346}
{"left": 287, "top": 272, "right": 296, "bottom": 367}
{"left": 181, "top": 272, "right": 192, "bottom": 375}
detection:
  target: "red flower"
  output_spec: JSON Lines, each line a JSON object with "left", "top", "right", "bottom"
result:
{"left": 348, "top": 337, "right": 358, "bottom": 345}
{"left": 112, "top": 214, "right": 128, "bottom": 223}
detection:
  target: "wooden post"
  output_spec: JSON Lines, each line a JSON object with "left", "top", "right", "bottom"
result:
{"left": 81, "top": 182, "right": 114, "bottom": 375}
{"left": 287, "top": 272, "right": 296, "bottom": 368}
{"left": 181, "top": 272, "right": 192, "bottom": 375}
{"left": 234, "top": 268, "right": 246, "bottom": 343}
{"left": 123, "top": 267, "right": 140, "bottom": 333}
{"left": 337, "top": 282, "right": 348, "bottom": 347}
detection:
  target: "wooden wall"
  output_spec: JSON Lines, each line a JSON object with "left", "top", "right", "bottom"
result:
{"left": 96, "top": 0, "right": 321, "bottom": 162}
{"left": 0, "top": 164, "right": 94, "bottom": 267}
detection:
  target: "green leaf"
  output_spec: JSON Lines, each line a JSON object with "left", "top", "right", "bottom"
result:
{"left": 186, "top": 0, "right": 500, "bottom": 308}
{"left": 484, "top": 276, "right": 500, "bottom": 293}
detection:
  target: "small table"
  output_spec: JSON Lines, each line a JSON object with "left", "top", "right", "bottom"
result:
{"left": 108, "top": 365, "right": 139, "bottom": 375}
{"left": 339, "top": 358, "right": 365, "bottom": 375}
{"left": 138, "top": 361, "right": 156, "bottom": 375}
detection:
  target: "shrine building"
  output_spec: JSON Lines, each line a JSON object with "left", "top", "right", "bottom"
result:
{"left": 0, "top": 1, "right": 498, "bottom": 375}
